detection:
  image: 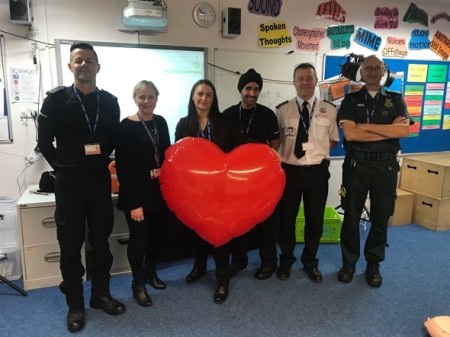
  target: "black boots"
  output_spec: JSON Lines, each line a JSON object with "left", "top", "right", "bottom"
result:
{"left": 214, "top": 282, "right": 229, "bottom": 304}
{"left": 67, "top": 309, "right": 85, "bottom": 333}
{"left": 132, "top": 281, "right": 152, "bottom": 307}
{"left": 146, "top": 268, "right": 167, "bottom": 290}
{"left": 185, "top": 267, "right": 207, "bottom": 284}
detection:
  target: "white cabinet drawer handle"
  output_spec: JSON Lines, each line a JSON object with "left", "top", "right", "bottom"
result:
{"left": 41, "top": 217, "right": 56, "bottom": 228}
{"left": 44, "top": 252, "right": 61, "bottom": 263}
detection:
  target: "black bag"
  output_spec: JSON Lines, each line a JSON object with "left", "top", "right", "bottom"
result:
{"left": 39, "top": 171, "right": 56, "bottom": 192}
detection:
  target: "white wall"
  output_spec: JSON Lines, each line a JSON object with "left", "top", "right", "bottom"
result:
{"left": 0, "top": 0, "right": 448, "bottom": 204}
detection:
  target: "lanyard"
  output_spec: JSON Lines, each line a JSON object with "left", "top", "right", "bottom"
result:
{"left": 296, "top": 98, "right": 316, "bottom": 135}
{"left": 72, "top": 85, "right": 100, "bottom": 137}
{"left": 198, "top": 119, "right": 211, "bottom": 140}
{"left": 137, "top": 113, "right": 160, "bottom": 167}
{"left": 365, "top": 93, "right": 379, "bottom": 123}
{"left": 239, "top": 105, "right": 256, "bottom": 135}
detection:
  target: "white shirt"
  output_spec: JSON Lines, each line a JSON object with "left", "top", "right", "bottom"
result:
{"left": 276, "top": 96, "right": 339, "bottom": 166}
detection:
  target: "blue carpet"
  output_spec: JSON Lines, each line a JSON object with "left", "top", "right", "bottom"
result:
{"left": 0, "top": 224, "right": 448, "bottom": 336}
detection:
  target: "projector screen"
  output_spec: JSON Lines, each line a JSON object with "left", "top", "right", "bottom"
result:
{"left": 55, "top": 39, "right": 206, "bottom": 143}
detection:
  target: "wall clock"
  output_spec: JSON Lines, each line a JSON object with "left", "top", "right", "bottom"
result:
{"left": 193, "top": 2, "right": 217, "bottom": 28}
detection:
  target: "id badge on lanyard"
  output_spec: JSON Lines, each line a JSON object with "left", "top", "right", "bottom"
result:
{"left": 73, "top": 85, "right": 102, "bottom": 156}
{"left": 85, "top": 143, "right": 101, "bottom": 155}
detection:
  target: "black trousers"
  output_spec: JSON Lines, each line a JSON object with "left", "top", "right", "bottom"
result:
{"left": 124, "top": 211, "right": 162, "bottom": 284}
{"left": 191, "top": 233, "right": 230, "bottom": 285}
{"left": 278, "top": 162, "right": 330, "bottom": 270}
{"left": 55, "top": 168, "right": 114, "bottom": 310}
{"left": 230, "top": 206, "right": 279, "bottom": 270}
{"left": 340, "top": 155, "right": 399, "bottom": 267}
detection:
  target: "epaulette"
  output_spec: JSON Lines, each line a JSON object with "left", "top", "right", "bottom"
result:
{"left": 345, "top": 91, "right": 359, "bottom": 97}
{"left": 275, "top": 100, "right": 289, "bottom": 109}
{"left": 99, "top": 88, "right": 118, "bottom": 100}
{"left": 385, "top": 90, "right": 402, "bottom": 97}
{"left": 46, "top": 86, "right": 66, "bottom": 95}
{"left": 323, "top": 100, "right": 336, "bottom": 107}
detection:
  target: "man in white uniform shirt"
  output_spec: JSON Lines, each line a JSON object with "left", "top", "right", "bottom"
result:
{"left": 276, "top": 62, "right": 339, "bottom": 283}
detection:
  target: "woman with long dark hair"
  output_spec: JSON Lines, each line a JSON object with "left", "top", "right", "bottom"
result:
{"left": 175, "top": 79, "right": 234, "bottom": 304}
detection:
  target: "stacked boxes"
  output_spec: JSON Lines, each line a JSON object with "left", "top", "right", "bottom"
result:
{"left": 295, "top": 206, "right": 342, "bottom": 243}
{"left": 0, "top": 201, "right": 22, "bottom": 281}
{"left": 399, "top": 153, "right": 450, "bottom": 231}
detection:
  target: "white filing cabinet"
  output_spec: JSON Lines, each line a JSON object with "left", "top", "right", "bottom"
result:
{"left": 17, "top": 185, "right": 130, "bottom": 290}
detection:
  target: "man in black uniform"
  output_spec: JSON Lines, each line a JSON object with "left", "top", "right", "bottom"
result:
{"left": 222, "top": 68, "right": 281, "bottom": 280}
{"left": 337, "top": 55, "right": 410, "bottom": 288}
{"left": 38, "top": 42, "right": 125, "bottom": 333}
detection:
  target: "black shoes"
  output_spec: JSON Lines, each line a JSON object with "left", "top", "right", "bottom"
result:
{"left": 337, "top": 263, "right": 382, "bottom": 287}
{"left": 337, "top": 266, "right": 355, "bottom": 283}
{"left": 132, "top": 282, "right": 153, "bottom": 307}
{"left": 304, "top": 267, "right": 323, "bottom": 283}
{"left": 185, "top": 267, "right": 206, "bottom": 284}
{"left": 67, "top": 309, "right": 85, "bottom": 333}
{"left": 365, "top": 262, "right": 382, "bottom": 288}
{"left": 229, "top": 261, "right": 247, "bottom": 277}
{"left": 276, "top": 266, "right": 291, "bottom": 281}
{"left": 146, "top": 273, "right": 167, "bottom": 290}
{"left": 89, "top": 295, "right": 126, "bottom": 315}
{"left": 214, "top": 284, "right": 229, "bottom": 304}
{"left": 254, "top": 266, "right": 275, "bottom": 280}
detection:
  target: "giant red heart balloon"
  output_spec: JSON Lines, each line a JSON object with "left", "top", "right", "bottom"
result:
{"left": 160, "top": 137, "right": 286, "bottom": 247}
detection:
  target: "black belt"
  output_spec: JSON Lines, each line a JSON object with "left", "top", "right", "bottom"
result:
{"left": 350, "top": 151, "right": 396, "bottom": 161}
{"left": 284, "top": 159, "right": 330, "bottom": 170}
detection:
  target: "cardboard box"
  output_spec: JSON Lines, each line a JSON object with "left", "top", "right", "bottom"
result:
{"left": 400, "top": 153, "right": 450, "bottom": 199}
{"left": 412, "top": 193, "right": 450, "bottom": 231}
{"left": 296, "top": 206, "right": 342, "bottom": 243}
{"left": 389, "top": 188, "right": 414, "bottom": 226}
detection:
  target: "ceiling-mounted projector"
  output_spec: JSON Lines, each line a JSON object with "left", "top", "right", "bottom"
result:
{"left": 123, "top": 0, "right": 168, "bottom": 31}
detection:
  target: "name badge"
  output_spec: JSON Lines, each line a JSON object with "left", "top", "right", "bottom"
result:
{"left": 84, "top": 143, "right": 101, "bottom": 156}
{"left": 302, "top": 141, "right": 314, "bottom": 151}
{"left": 150, "top": 168, "right": 161, "bottom": 179}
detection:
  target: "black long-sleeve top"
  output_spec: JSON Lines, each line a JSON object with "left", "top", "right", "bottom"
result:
{"left": 175, "top": 115, "right": 246, "bottom": 152}
{"left": 115, "top": 115, "right": 171, "bottom": 213}
{"left": 38, "top": 86, "right": 120, "bottom": 170}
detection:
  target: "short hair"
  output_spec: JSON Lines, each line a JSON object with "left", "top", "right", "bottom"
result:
{"left": 133, "top": 80, "right": 160, "bottom": 98}
{"left": 293, "top": 62, "right": 317, "bottom": 79}
{"left": 70, "top": 42, "right": 98, "bottom": 62}
{"left": 361, "top": 55, "right": 384, "bottom": 69}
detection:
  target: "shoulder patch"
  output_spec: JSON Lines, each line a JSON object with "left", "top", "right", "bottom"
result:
{"left": 275, "top": 100, "right": 289, "bottom": 109}
{"left": 46, "top": 86, "right": 66, "bottom": 95}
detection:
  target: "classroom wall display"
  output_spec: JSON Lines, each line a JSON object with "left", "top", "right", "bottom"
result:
{"left": 213, "top": 48, "right": 318, "bottom": 111}
{"left": 324, "top": 54, "right": 450, "bottom": 156}
{"left": 55, "top": 40, "right": 206, "bottom": 143}
{"left": 0, "top": 35, "right": 13, "bottom": 143}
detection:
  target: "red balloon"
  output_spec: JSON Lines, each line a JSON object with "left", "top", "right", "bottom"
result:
{"left": 160, "top": 137, "right": 286, "bottom": 247}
